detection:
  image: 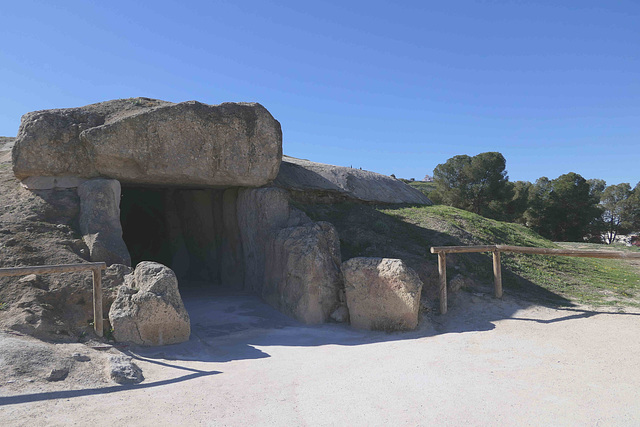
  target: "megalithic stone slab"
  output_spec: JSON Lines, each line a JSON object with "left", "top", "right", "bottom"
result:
{"left": 12, "top": 98, "right": 282, "bottom": 187}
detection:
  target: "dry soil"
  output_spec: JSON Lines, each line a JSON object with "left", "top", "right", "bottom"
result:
{"left": 1, "top": 290, "right": 639, "bottom": 426}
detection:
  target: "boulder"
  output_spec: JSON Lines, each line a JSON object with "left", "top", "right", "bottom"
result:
{"left": 109, "top": 262, "right": 190, "bottom": 346}
{"left": 12, "top": 98, "right": 282, "bottom": 187}
{"left": 78, "top": 179, "right": 131, "bottom": 266}
{"left": 343, "top": 257, "right": 423, "bottom": 331}
{"left": 108, "top": 355, "right": 144, "bottom": 384}
{"left": 274, "top": 156, "right": 432, "bottom": 204}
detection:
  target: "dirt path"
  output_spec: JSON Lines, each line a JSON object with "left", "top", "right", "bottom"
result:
{"left": 1, "top": 292, "right": 639, "bottom": 426}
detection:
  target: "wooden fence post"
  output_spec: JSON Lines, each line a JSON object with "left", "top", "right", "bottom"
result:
{"left": 92, "top": 267, "right": 103, "bottom": 337}
{"left": 438, "top": 252, "right": 447, "bottom": 314}
{"left": 493, "top": 250, "right": 503, "bottom": 299}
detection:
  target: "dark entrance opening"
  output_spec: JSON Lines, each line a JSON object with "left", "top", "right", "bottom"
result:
{"left": 120, "top": 186, "right": 243, "bottom": 291}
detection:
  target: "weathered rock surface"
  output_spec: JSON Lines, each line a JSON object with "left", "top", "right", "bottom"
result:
{"left": 78, "top": 179, "right": 131, "bottom": 266}
{"left": 12, "top": 98, "right": 282, "bottom": 187}
{"left": 267, "top": 222, "right": 343, "bottom": 323}
{"left": 343, "top": 257, "right": 423, "bottom": 331}
{"left": 46, "top": 367, "right": 69, "bottom": 382}
{"left": 20, "top": 176, "right": 86, "bottom": 190}
{"left": 109, "top": 262, "right": 190, "bottom": 346}
{"left": 274, "top": 156, "right": 432, "bottom": 204}
{"left": 237, "top": 187, "right": 344, "bottom": 323}
{"left": 108, "top": 355, "right": 144, "bottom": 384}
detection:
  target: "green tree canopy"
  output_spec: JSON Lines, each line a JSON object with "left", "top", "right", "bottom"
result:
{"left": 525, "top": 172, "right": 601, "bottom": 241}
{"left": 600, "top": 183, "right": 633, "bottom": 244}
{"left": 432, "top": 152, "right": 513, "bottom": 219}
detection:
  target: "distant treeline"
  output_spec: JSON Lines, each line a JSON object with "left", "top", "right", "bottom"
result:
{"left": 425, "top": 152, "right": 640, "bottom": 243}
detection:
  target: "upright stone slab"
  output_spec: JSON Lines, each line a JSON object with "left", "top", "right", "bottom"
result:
{"left": 78, "top": 179, "right": 131, "bottom": 266}
{"left": 12, "top": 98, "right": 282, "bottom": 187}
{"left": 237, "top": 187, "right": 343, "bottom": 323}
{"left": 221, "top": 188, "right": 244, "bottom": 290}
{"left": 267, "top": 221, "right": 343, "bottom": 323}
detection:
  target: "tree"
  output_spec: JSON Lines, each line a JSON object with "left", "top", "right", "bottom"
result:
{"left": 524, "top": 173, "right": 601, "bottom": 241}
{"left": 627, "top": 182, "right": 640, "bottom": 231}
{"left": 587, "top": 178, "right": 606, "bottom": 202}
{"left": 505, "top": 180, "right": 533, "bottom": 224}
{"left": 432, "top": 152, "right": 513, "bottom": 219}
{"left": 600, "top": 183, "right": 633, "bottom": 244}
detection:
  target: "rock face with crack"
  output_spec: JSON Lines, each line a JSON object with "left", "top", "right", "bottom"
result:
{"left": 343, "top": 257, "right": 423, "bottom": 331}
{"left": 109, "top": 262, "right": 190, "bottom": 346}
{"left": 12, "top": 98, "right": 282, "bottom": 187}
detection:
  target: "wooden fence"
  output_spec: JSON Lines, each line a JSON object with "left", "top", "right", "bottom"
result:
{"left": 430, "top": 245, "right": 640, "bottom": 315}
{"left": 0, "top": 262, "right": 107, "bottom": 336}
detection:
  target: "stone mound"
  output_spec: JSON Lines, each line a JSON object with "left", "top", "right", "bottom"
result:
{"left": 274, "top": 156, "right": 432, "bottom": 204}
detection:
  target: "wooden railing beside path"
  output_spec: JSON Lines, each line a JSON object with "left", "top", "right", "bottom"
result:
{"left": 0, "top": 262, "right": 107, "bottom": 336}
{"left": 430, "top": 245, "right": 640, "bottom": 315}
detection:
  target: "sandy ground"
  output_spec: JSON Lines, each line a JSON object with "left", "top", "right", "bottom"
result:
{"left": 1, "top": 291, "right": 639, "bottom": 426}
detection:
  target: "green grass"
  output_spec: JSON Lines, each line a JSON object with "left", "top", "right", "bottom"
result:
{"left": 385, "top": 205, "right": 554, "bottom": 248}
{"left": 390, "top": 206, "right": 640, "bottom": 307}
{"left": 300, "top": 202, "right": 640, "bottom": 308}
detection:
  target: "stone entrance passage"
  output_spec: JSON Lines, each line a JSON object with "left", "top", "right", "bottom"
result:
{"left": 120, "top": 185, "right": 243, "bottom": 291}
{"left": 11, "top": 98, "right": 350, "bottom": 327}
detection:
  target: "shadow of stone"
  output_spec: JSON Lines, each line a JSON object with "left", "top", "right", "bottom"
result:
{"left": 0, "top": 369, "right": 220, "bottom": 406}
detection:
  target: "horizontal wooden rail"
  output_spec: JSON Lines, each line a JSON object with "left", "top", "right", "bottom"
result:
{"left": 495, "top": 245, "right": 640, "bottom": 259}
{"left": 430, "top": 245, "right": 497, "bottom": 254}
{"left": 430, "top": 245, "right": 640, "bottom": 314}
{"left": 0, "top": 262, "right": 106, "bottom": 337}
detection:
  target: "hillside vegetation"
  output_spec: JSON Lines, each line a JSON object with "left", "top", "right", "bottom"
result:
{"left": 408, "top": 181, "right": 436, "bottom": 198}
{"left": 299, "top": 202, "right": 640, "bottom": 308}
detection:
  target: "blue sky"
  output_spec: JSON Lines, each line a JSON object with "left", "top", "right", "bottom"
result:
{"left": 1, "top": 1, "right": 638, "bottom": 185}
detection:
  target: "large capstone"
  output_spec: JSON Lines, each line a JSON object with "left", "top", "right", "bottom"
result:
{"left": 12, "top": 98, "right": 282, "bottom": 187}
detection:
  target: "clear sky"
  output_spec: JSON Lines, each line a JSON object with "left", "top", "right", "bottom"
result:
{"left": 1, "top": 1, "right": 638, "bottom": 185}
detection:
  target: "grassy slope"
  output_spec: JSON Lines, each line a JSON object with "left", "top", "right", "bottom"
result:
{"left": 299, "top": 202, "right": 640, "bottom": 308}
{"left": 408, "top": 181, "right": 436, "bottom": 198}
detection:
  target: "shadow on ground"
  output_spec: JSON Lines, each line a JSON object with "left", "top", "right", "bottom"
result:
{"left": 130, "top": 288, "right": 639, "bottom": 365}
{"left": 0, "top": 367, "right": 220, "bottom": 406}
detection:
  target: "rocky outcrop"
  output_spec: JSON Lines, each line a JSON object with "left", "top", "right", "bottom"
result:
{"left": 343, "top": 257, "right": 423, "bottom": 331}
{"left": 12, "top": 98, "right": 282, "bottom": 187}
{"left": 274, "top": 156, "right": 432, "bottom": 204}
{"left": 78, "top": 179, "right": 131, "bottom": 266}
{"left": 109, "top": 262, "right": 190, "bottom": 346}
{"left": 237, "top": 187, "right": 343, "bottom": 323}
